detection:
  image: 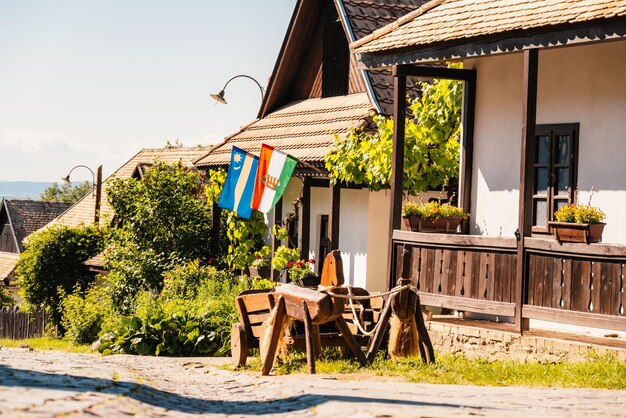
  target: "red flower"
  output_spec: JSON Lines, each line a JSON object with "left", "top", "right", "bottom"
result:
{"left": 255, "top": 254, "right": 262, "bottom": 259}
{"left": 308, "top": 258, "right": 315, "bottom": 264}
{"left": 208, "top": 257, "right": 217, "bottom": 264}
{"left": 287, "top": 262, "right": 294, "bottom": 269}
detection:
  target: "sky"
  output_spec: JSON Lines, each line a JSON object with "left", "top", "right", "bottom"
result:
{"left": 0, "top": 0, "right": 296, "bottom": 182}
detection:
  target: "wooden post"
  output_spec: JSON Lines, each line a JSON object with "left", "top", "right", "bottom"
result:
{"left": 272, "top": 197, "right": 283, "bottom": 282}
{"left": 261, "top": 295, "right": 287, "bottom": 375}
{"left": 94, "top": 165, "right": 102, "bottom": 225}
{"left": 386, "top": 69, "right": 407, "bottom": 290}
{"left": 515, "top": 49, "right": 539, "bottom": 333}
{"left": 460, "top": 73, "right": 476, "bottom": 234}
{"left": 328, "top": 184, "right": 340, "bottom": 250}
{"left": 303, "top": 300, "right": 316, "bottom": 374}
{"left": 301, "top": 179, "right": 311, "bottom": 260}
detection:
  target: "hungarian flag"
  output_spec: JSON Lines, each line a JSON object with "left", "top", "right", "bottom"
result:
{"left": 251, "top": 144, "right": 298, "bottom": 214}
{"left": 218, "top": 146, "right": 259, "bottom": 219}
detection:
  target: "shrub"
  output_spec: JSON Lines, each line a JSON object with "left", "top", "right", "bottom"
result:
{"left": 98, "top": 264, "right": 273, "bottom": 356}
{"left": 0, "top": 287, "right": 15, "bottom": 309}
{"left": 402, "top": 201, "right": 469, "bottom": 220}
{"left": 60, "top": 278, "right": 119, "bottom": 345}
{"left": 16, "top": 224, "right": 104, "bottom": 328}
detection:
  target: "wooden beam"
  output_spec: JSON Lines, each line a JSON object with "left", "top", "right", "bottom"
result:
{"left": 395, "top": 65, "right": 476, "bottom": 81}
{"left": 523, "top": 305, "right": 626, "bottom": 331}
{"left": 515, "top": 48, "right": 539, "bottom": 333}
{"left": 418, "top": 293, "right": 516, "bottom": 317}
{"left": 460, "top": 71, "right": 476, "bottom": 234}
{"left": 328, "top": 184, "right": 340, "bottom": 250}
{"left": 271, "top": 197, "right": 283, "bottom": 282}
{"left": 94, "top": 165, "right": 103, "bottom": 225}
{"left": 301, "top": 179, "right": 311, "bottom": 259}
{"left": 386, "top": 69, "right": 407, "bottom": 290}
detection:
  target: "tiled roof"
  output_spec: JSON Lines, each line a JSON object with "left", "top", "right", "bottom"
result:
{"left": 338, "top": 0, "right": 428, "bottom": 114}
{"left": 4, "top": 200, "right": 72, "bottom": 251}
{"left": 194, "top": 93, "right": 375, "bottom": 167}
{"left": 0, "top": 252, "right": 19, "bottom": 280}
{"left": 352, "top": 0, "right": 626, "bottom": 54}
{"left": 52, "top": 147, "right": 211, "bottom": 228}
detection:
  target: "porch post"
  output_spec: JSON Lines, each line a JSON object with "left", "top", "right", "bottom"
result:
{"left": 301, "top": 179, "right": 311, "bottom": 258}
{"left": 515, "top": 48, "right": 539, "bottom": 333}
{"left": 460, "top": 74, "right": 476, "bottom": 234}
{"left": 94, "top": 165, "right": 103, "bottom": 224}
{"left": 272, "top": 197, "right": 283, "bottom": 281}
{"left": 328, "top": 184, "right": 340, "bottom": 250}
{"left": 386, "top": 67, "right": 407, "bottom": 290}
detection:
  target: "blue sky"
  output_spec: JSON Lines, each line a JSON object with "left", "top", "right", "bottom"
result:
{"left": 0, "top": 1, "right": 296, "bottom": 182}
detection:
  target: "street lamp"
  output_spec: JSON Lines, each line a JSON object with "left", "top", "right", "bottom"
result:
{"left": 210, "top": 74, "right": 264, "bottom": 105}
{"left": 62, "top": 164, "right": 103, "bottom": 224}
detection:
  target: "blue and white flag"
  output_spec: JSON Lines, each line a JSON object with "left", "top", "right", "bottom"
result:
{"left": 218, "top": 146, "right": 259, "bottom": 219}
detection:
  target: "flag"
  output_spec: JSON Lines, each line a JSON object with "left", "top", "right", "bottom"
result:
{"left": 251, "top": 144, "right": 298, "bottom": 214}
{"left": 218, "top": 146, "right": 259, "bottom": 219}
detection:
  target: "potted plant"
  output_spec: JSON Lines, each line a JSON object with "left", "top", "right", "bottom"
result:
{"left": 402, "top": 200, "right": 469, "bottom": 233}
{"left": 549, "top": 203, "right": 606, "bottom": 244}
{"left": 248, "top": 246, "right": 275, "bottom": 279}
{"left": 288, "top": 258, "right": 318, "bottom": 287}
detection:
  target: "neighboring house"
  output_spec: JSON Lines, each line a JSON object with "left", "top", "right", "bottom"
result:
{"left": 0, "top": 199, "right": 72, "bottom": 300}
{"left": 195, "top": 0, "right": 428, "bottom": 291}
{"left": 50, "top": 146, "right": 211, "bottom": 272}
{"left": 352, "top": 0, "right": 626, "bottom": 332}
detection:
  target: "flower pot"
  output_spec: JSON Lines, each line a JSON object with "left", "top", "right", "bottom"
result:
{"left": 548, "top": 222, "right": 605, "bottom": 244}
{"left": 294, "top": 273, "right": 320, "bottom": 288}
{"left": 248, "top": 266, "right": 274, "bottom": 279}
{"left": 403, "top": 215, "right": 462, "bottom": 233}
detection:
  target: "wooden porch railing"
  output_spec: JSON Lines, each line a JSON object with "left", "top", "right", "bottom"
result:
{"left": 392, "top": 231, "right": 626, "bottom": 331}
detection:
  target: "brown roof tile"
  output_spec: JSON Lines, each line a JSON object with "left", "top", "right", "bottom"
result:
{"left": 194, "top": 93, "right": 375, "bottom": 167}
{"left": 3, "top": 200, "right": 72, "bottom": 251}
{"left": 352, "top": 0, "right": 626, "bottom": 53}
{"left": 51, "top": 147, "right": 211, "bottom": 228}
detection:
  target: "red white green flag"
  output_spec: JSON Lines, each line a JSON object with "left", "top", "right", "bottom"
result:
{"left": 251, "top": 144, "right": 298, "bottom": 214}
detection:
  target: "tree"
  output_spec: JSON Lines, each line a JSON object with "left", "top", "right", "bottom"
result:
{"left": 15, "top": 225, "right": 104, "bottom": 327}
{"left": 105, "top": 162, "right": 215, "bottom": 310}
{"left": 40, "top": 181, "right": 93, "bottom": 203}
{"left": 325, "top": 64, "right": 462, "bottom": 195}
{"left": 0, "top": 287, "right": 15, "bottom": 309}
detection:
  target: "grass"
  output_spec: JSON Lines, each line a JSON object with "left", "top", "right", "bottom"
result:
{"left": 234, "top": 350, "right": 626, "bottom": 390}
{"left": 0, "top": 337, "right": 92, "bottom": 353}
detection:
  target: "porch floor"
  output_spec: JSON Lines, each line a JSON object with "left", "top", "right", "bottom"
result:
{"left": 426, "top": 316, "right": 626, "bottom": 361}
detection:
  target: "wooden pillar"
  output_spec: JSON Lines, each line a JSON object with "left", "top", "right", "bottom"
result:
{"left": 301, "top": 179, "right": 311, "bottom": 259}
{"left": 460, "top": 73, "right": 476, "bottom": 234}
{"left": 94, "top": 165, "right": 102, "bottom": 225}
{"left": 210, "top": 203, "right": 222, "bottom": 257}
{"left": 386, "top": 68, "right": 407, "bottom": 290}
{"left": 515, "top": 48, "right": 539, "bottom": 333}
{"left": 272, "top": 197, "right": 283, "bottom": 281}
{"left": 328, "top": 184, "right": 340, "bottom": 250}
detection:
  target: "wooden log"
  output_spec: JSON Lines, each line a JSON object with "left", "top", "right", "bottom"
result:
{"left": 231, "top": 323, "right": 248, "bottom": 367}
{"left": 261, "top": 296, "right": 287, "bottom": 376}
{"left": 366, "top": 297, "right": 392, "bottom": 363}
{"left": 303, "top": 301, "right": 316, "bottom": 374}
{"left": 312, "top": 324, "right": 322, "bottom": 360}
{"left": 274, "top": 284, "right": 345, "bottom": 323}
{"left": 334, "top": 315, "right": 367, "bottom": 366}
{"left": 414, "top": 295, "right": 435, "bottom": 364}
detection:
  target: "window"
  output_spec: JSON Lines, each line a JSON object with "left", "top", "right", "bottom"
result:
{"left": 318, "top": 215, "right": 330, "bottom": 274}
{"left": 531, "top": 123, "right": 579, "bottom": 233}
{"left": 321, "top": 4, "right": 349, "bottom": 98}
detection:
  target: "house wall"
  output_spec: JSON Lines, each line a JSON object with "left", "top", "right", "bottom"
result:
{"left": 465, "top": 40, "right": 626, "bottom": 244}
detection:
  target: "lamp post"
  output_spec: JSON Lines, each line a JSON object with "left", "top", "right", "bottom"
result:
{"left": 210, "top": 74, "right": 264, "bottom": 104}
{"left": 62, "top": 164, "right": 102, "bottom": 224}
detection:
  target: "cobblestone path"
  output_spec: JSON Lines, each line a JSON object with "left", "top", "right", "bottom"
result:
{"left": 1, "top": 348, "right": 625, "bottom": 417}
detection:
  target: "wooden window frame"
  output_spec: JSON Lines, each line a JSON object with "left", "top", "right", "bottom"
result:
{"left": 531, "top": 123, "right": 579, "bottom": 234}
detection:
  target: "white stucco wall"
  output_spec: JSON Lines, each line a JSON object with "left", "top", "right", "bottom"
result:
{"left": 365, "top": 190, "right": 391, "bottom": 292}
{"left": 466, "top": 40, "right": 626, "bottom": 243}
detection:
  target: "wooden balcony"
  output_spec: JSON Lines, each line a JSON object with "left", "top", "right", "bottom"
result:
{"left": 392, "top": 231, "right": 626, "bottom": 331}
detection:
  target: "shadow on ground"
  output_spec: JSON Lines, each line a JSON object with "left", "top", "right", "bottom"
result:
{"left": 0, "top": 364, "right": 481, "bottom": 415}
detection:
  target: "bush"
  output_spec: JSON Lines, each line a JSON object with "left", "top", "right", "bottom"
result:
{"left": 0, "top": 287, "right": 15, "bottom": 309}
{"left": 16, "top": 225, "right": 104, "bottom": 327}
{"left": 60, "top": 278, "right": 120, "bottom": 345}
{"left": 98, "top": 263, "right": 273, "bottom": 356}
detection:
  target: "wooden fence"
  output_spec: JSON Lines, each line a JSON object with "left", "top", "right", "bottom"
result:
{"left": 0, "top": 308, "right": 47, "bottom": 339}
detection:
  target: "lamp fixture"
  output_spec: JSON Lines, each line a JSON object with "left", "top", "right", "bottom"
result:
{"left": 210, "top": 74, "right": 264, "bottom": 105}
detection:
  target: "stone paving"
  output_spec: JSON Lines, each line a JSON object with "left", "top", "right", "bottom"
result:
{"left": 1, "top": 348, "right": 625, "bottom": 417}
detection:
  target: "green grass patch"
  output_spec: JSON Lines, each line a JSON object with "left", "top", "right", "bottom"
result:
{"left": 232, "top": 350, "right": 626, "bottom": 390}
{"left": 0, "top": 337, "right": 92, "bottom": 353}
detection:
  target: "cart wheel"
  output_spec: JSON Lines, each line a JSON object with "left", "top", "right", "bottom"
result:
{"left": 231, "top": 323, "right": 248, "bottom": 367}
